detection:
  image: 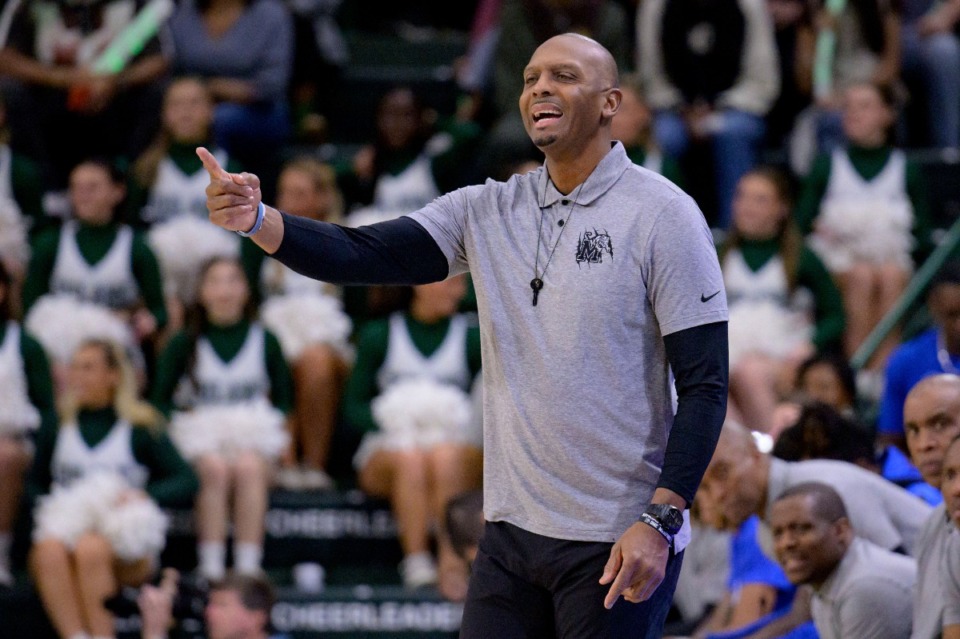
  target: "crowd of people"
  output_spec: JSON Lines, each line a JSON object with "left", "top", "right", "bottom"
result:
{"left": 0, "top": 0, "right": 959, "bottom": 638}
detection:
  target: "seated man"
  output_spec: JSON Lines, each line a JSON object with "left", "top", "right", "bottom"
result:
{"left": 770, "top": 482, "right": 916, "bottom": 639}
{"left": 138, "top": 570, "right": 287, "bottom": 639}
{"left": 902, "top": 374, "right": 960, "bottom": 639}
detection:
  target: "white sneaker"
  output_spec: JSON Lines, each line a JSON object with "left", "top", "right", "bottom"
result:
{"left": 275, "top": 466, "right": 304, "bottom": 490}
{"left": 300, "top": 468, "right": 334, "bottom": 490}
{"left": 400, "top": 553, "right": 438, "bottom": 589}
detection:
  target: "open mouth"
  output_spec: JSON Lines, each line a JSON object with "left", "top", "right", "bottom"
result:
{"left": 532, "top": 106, "right": 562, "bottom": 126}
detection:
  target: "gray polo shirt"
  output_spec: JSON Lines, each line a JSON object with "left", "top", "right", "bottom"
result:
{"left": 766, "top": 458, "right": 932, "bottom": 555}
{"left": 410, "top": 142, "right": 727, "bottom": 541}
{"left": 811, "top": 538, "right": 916, "bottom": 639}
{"left": 912, "top": 504, "right": 955, "bottom": 639}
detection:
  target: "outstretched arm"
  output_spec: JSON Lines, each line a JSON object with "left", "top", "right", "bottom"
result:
{"left": 198, "top": 147, "right": 449, "bottom": 286}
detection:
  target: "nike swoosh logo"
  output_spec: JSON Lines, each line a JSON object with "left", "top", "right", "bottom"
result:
{"left": 701, "top": 290, "right": 721, "bottom": 303}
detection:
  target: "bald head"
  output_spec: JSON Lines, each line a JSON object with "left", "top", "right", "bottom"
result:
{"left": 537, "top": 33, "right": 619, "bottom": 90}
{"left": 903, "top": 373, "right": 960, "bottom": 487}
{"left": 907, "top": 374, "right": 960, "bottom": 403}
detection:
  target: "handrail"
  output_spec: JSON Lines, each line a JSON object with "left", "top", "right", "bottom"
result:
{"left": 850, "top": 214, "right": 960, "bottom": 369}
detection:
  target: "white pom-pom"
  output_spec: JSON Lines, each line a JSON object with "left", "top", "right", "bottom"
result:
{"left": 727, "top": 300, "right": 811, "bottom": 367}
{"left": 0, "top": 342, "right": 41, "bottom": 435}
{"left": 101, "top": 498, "right": 169, "bottom": 561}
{"left": 33, "top": 484, "right": 96, "bottom": 547}
{"left": 344, "top": 207, "right": 407, "bottom": 228}
{"left": 170, "top": 399, "right": 289, "bottom": 461}
{"left": 25, "top": 295, "right": 133, "bottom": 364}
{"left": 0, "top": 199, "right": 30, "bottom": 269}
{"left": 147, "top": 216, "right": 239, "bottom": 303}
{"left": 372, "top": 378, "right": 473, "bottom": 449}
{"left": 32, "top": 471, "right": 127, "bottom": 548}
{"left": 260, "top": 293, "right": 353, "bottom": 361}
{"left": 169, "top": 410, "right": 224, "bottom": 460}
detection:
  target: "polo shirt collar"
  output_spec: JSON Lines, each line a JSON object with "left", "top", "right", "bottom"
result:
{"left": 536, "top": 141, "right": 631, "bottom": 209}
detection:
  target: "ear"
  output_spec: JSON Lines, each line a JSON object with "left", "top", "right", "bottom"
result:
{"left": 602, "top": 88, "right": 622, "bottom": 120}
{"left": 834, "top": 517, "right": 854, "bottom": 546}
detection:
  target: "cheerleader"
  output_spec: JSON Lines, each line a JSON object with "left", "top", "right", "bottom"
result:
{"left": 343, "top": 275, "right": 482, "bottom": 598}
{"left": 128, "top": 77, "right": 245, "bottom": 227}
{"left": 150, "top": 256, "right": 293, "bottom": 580}
{"left": 22, "top": 158, "right": 168, "bottom": 343}
{"left": 796, "top": 81, "right": 931, "bottom": 371}
{"left": 244, "top": 157, "right": 350, "bottom": 491}
{"left": 722, "top": 167, "right": 845, "bottom": 434}
{"left": 0, "top": 260, "right": 55, "bottom": 586}
{"left": 27, "top": 339, "right": 197, "bottom": 639}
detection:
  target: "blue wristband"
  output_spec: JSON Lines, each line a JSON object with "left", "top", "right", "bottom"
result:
{"left": 236, "top": 201, "right": 266, "bottom": 237}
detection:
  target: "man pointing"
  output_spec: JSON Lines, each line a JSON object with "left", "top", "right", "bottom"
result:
{"left": 202, "top": 33, "right": 728, "bottom": 639}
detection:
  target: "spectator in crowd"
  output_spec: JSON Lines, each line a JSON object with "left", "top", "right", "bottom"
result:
{"left": 128, "top": 77, "right": 245, "bottom": 228}
{"left": 795, "top": 0, "right": 901, "bottom": 160}
{"left": 28, "top": 338, "right": 197, "bottom": 639}
{"left": 22, "top": 158, "right": 168, "bottom": 344}
{"left": 337, "top": 85, "right": 483, "bottom": 216}
{"left": 166, "top": 0, "right": 294, "bottom": 179}
{"left": 721, "top": 167, "right": 844, "bottom": 433}
{"left": 343, "top": 276, "right": 482, "bottom": 598}
{"left": 150, "top": 256, "right": 293, "bottom": 580}
{"left": 481, "top": 0, "right": 630, "bottom": 172}
{"left": 139, "top": 570, "right": 285, "bottom": 639}
{"left": 796, "top": 81, "right": 930, "bottom": 375}
{"left": 671, "top": 513, "right": 796, "bottom": 639}
{"left": 879, "top": 260, "right": 960, "bottom": 446}
{"left": 611, "top": 73, "right": 685, "bottom": 187}
{"left": 769, "top": 482, "right": 916, "bottom": 639}
{"left": 697, "top": 420, "right": 931, "bottom": 555}
{"left": 0, "top": 0, "right": 168, "bottom": 189}
{"left": 282, "top": 0, "right": 347, "bottom": 143}
{"left": 899, "top": 0, "right": 960, "bottom": 150}
{"left": 773, "top": 402, "right": 941, "bottom": 505}
{"left": 765, "top": 0, "right": 815, "bottom": 149}
{"left": 0, "top": 93, "right": 47, "bottom": 239}
{"left": 901, "top": 374, "right": 960, "bottom": 639}
{"left": 937, "top": 434, "right": 960, "bottom": 638}
{"left": 638, "top": 0, "right": 780, "bottom": 228}
{"left": 771, "top": 351, "right": 859, "bottom": 435}
{"left": 0, "top": 260, "right": 55, "bottom": 587}
{"left": 244, "top": 156, "right": 350, "bottom": 491}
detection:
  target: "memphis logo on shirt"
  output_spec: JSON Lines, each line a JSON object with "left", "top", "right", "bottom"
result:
{"left": 575, "top": 228, "right": 613, "bottom": 266}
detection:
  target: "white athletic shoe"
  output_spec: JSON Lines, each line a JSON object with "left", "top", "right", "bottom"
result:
{"left": 400, "top": 553, "right": 438, "bottom": 589}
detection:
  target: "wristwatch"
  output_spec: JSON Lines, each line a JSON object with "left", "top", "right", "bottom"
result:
{"left": 639, "top": 504, "right": 684, "bottom": 545}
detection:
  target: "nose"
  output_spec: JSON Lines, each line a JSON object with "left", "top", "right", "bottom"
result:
{"left": 915, "top": 428, "right": 936, "bottom": 452}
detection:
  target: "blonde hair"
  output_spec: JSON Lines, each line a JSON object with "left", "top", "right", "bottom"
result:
{"left": 60, "top": 339, "right": 163, "bottom": 430}
{"left": 279, "top": 156, "right": 344, "bottom": 224}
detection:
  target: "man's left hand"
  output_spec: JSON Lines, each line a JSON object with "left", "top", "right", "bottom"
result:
{"left": 599, "top": 521, "right": 670, "bottom": 609}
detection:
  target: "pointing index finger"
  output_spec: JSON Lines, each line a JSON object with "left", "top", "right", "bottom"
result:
{"left": 197, "top": 146, "right": 229, "bottom": 179}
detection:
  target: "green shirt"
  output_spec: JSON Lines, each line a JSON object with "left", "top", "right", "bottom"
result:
{"left": 9, "top": 151, "right": 49, "bottom": 237}
{"left": 28, "top": 406, "right": 199, "bottom": 507}
{"left": 150, "top": 320, "right": 294, "bottom": 417}
{"left": 795, "top": 145, "right": 932, "bottom": 259}
{"left": 22, "top": 221, "right": 168, "bottom": 328}
{"left": 733, "top": 237, "right": 846, "bottom": 351}
{"left": 343, "top": 313, "right": 483, "bottom": 434}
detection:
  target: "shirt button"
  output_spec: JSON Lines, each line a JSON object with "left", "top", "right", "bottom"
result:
{"left": 561, "top": 199, "right": 570, "bottom": 205}
{"left": 558, "top": 219, "right": 565, "bottom": 227}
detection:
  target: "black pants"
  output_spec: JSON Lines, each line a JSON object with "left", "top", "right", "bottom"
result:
{"left": 460, "top": 521, "right": 684, "bottom": 639}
